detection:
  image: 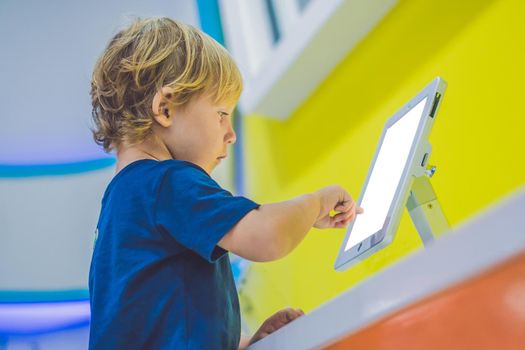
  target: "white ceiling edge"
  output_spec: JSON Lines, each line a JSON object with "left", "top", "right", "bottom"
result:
{"left": 239, "top": 0, "right": 398, "bottom": 120}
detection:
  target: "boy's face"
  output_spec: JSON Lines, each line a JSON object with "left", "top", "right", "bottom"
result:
{"left": 153, "top": 90, "right": 237, "bottom": 175}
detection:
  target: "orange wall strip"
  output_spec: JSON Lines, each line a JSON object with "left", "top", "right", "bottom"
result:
{"left": 326, "top": 251, "right": 525, "bottom": 350}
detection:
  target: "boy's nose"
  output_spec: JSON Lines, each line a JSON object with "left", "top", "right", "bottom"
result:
{"left": 225, "top": 123, "right": 237, "bottom": 144}
{"left": 226, "top": 130, "right": 237, "bottom": 145}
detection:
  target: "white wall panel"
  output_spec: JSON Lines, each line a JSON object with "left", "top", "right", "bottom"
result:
{"left": 0, "top": 167, "right": 114, "bottom": 290}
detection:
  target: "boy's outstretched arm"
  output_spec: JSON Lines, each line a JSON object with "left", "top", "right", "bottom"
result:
{"left": 218, "top": 185, "right": 363, "bottom": 262}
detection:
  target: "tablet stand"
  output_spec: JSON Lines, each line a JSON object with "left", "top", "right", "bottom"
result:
{"left": 406, "top": 165, "right": 450, "bottom": 246}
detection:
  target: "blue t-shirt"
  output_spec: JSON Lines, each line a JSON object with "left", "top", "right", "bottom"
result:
{"left": 88, "top": 159, "right": 260, "bottom": 349}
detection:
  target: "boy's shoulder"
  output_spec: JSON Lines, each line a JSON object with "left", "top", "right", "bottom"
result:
{"left": 117, "top": 158, "right": 208, "bottom": 179}
{"left": 155, "top": 159, "right": 215, "bottom": 187}
{"left": 164, "top": 159, "right": 209, "bottom": 176}
{"left": 104, "top": 159, "right": 214, "bottom": 201}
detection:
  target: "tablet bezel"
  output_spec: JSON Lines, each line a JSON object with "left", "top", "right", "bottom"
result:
{"left": 334, "top": 77, "right": 447, "bottom": 271}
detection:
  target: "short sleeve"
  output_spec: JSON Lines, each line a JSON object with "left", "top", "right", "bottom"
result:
{"left": 155, "top": 163, "right": 260, "bottom": 262}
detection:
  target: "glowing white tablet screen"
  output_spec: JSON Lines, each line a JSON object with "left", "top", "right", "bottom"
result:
{"left": 345, "top": 98, "right": 428, "bottom": 251}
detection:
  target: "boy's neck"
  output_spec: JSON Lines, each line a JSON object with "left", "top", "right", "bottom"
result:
{"left": 115, "top": 136, "right": 172, "bottom": 174}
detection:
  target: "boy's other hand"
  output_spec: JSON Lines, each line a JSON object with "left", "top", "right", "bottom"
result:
{"left": 247, "top": 308, "right": 304, "bottom": 347}
{"left": 313, "top": 185, "right": 364, "bottom": 229}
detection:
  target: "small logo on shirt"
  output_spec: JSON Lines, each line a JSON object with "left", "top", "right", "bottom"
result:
{"left": 93, "top": 228, "right": 99, "bottom": 249}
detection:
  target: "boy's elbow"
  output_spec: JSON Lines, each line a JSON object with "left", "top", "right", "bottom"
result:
{"left": 252, "top": 245, "right": 288, "bottom": 262}
{"left": 250, "top": 248, "right": 283, "bottom": 262}
{"left": 223, "top": 207, "right": 294, "bottom": 262}
{"left": 259, "top": 242, "right": 288, "bottom": 262}
{"left": 263, "top": 221, "right": 293, "bottom": 261}
{"left": 243, "top": 219, "right": 291, "bottom": 262}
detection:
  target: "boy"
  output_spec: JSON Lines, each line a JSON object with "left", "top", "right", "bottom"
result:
{"left": 89, "top": 17, "right": 362, "bottom": 349}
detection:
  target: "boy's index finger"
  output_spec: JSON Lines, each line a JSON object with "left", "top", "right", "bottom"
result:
{"left": 336, "top": 200, "right": 355, "bottom": 212}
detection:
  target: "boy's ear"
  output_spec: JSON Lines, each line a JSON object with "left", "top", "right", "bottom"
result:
{"left": 152, "top": 86, "right": 175, "bottom": 127}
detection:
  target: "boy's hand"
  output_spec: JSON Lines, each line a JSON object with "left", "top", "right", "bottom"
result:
{"left": 247, "top": 308, "right": 304, "bottom": 347}
{"left": 313, "top": 185, "right": 364, "bottom": 229}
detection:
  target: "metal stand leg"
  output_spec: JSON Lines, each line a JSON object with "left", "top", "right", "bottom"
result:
{"left": 406, "top": 168, "right": 450, "bottom": 246}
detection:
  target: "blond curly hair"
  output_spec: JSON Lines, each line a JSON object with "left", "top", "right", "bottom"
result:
{"left": 90, "top": 17, "right": 242, "bottom": 152}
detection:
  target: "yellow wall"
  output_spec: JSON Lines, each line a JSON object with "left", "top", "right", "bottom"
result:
{"left": 239, "top": 0, "right": 525, "bottom": 330}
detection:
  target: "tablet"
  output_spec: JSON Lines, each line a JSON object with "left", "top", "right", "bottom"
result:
{"left": 334, "top": 77, "right": 447, "bottom": 271}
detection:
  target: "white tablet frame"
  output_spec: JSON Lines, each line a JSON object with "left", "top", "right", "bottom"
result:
{"left": 335, "top": 77, "right": 447, "bottom": 271}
